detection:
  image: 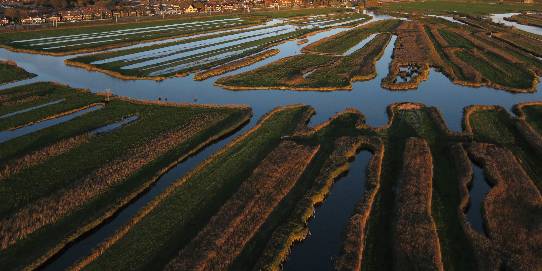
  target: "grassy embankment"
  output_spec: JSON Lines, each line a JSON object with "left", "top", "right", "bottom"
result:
{"left": 72, "top": 105, "right": 313, "bottom": 271}
{"left": 516, "top": 102, "right": 542, "bottom": 134}
{"left": 375, "top": 0, "right": 542, "bottom": 16}
{"left": 0, "top": 61, "right": 36, "bottom": 85}
{"left": 0, "top": 15, "right": 263, "bottom": 55}
{"left": 362, "top": 104, "right": 477, "bottom": 271}
{"left": 216, "top": 20, "right": 400, "bottom": 90}
{"left": 0, "top": 82, "right": 102, "bottom": 130}
{"left": 0, "top": 82, "right": 251, "bottom": 270}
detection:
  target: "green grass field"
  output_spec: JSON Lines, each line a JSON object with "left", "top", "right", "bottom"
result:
{"left": 0, "top": 82, "right": 103, "bottom": 130}
{"left": 0, "top": 61, "right": 35, "bottom": 85}
{"left": 304, "top": 20, "right": 400, "bottom": 54}
{"left": 521, "top": 104, "right": 542, "bottom": 135}
{"left": 467, "top": 108, "right": 542, "bottom": 190}
{"left": 0, "top": 82, "right": 251, "bottom": 270}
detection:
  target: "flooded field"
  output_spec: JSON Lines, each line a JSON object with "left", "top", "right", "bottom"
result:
{"left": 1, "top": 8, "right": 542, "bottom": 271}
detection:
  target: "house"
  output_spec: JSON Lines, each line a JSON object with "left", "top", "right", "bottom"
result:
{"left": 204, "top": 2, "right": 222, "bottom": 13}
{"left": 184, "top": 4, "right": 198, "bottom": 13}
{"left": 46, "top": 15, "right": 60, "bottom": 23}
{"left": 21, "top": 16, "right": 43, "bottom": 24}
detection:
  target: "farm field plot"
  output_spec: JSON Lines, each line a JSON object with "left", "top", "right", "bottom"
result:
{"left": 0, "top": 16, "right": 262, "bottom": 55}
{"left": 216, "top": 21, "right": 399, "bottom": 90}
{"left": 0, "top": 60, "right": 36, "bottom": 85}
{"left": 217, "top": 15, "right": 542, "bottom": 92}
{"left": 67, "top": 25, "right": 313, "bottom": 80}
{"left": 0, "top": 82, "right": 251, "bottom": 270}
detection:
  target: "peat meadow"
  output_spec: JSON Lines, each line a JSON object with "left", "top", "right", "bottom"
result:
{"left": 2, "top": 2, "right": 542, "bottom": 271}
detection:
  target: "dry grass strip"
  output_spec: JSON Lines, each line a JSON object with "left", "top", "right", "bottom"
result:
{"left": 253, "top": 136, "right": 363, "bottom": 271}
{"left": 381, "top": 21, "right": 436, "bottom": 90}
{"left": 0, "top": 133, "right": 91, "bottom": 181}
{"left": 164, "top": 141, "right": 319, "bottom": 271}
{"left": 194, "top": 49, "right": 280, "bottom": 81}
{"left": 0, "top": 113, "right": 225, "bottom": 250}
{"left": 335, "top": 136, "right": 383, "bottom": 271}
{"left": 392, "top": 137, "right": 444, "bottom": 271}
{"left": 451, "top": 143, "right": 501, "bottom": 271}
{"left": 468, "top": 143, "right": 542, "bottom": 271}
{"left": 69, "top": 105, "right": 302, "bottom": 271}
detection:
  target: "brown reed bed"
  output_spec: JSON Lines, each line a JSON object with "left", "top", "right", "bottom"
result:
{"left": 467, "top": 143, "right": 542, "bottom": 271}
{"left": 450, "top": 143, "right": 501, "bottom": 271}
{"left": 334, "top": 136, "right": 383, "bottom": 271}
{"left": 69, "top": 105, "right": 308, "bottom": 271}
{"left": 164, "top": 141, "right": 319, "bottom": 271}
{"left": 0, "top": 112, "right": 225, "bottom": 250}
{"left": 0, "top": 133, "right": 91, "bottom": 181}
{"left": 392, "top": 137, "right": 444, "bottom": 271}
{"left": 194, "top": 49, "right": 280, "bottom": 81}
{"left": 381, "top": 21, "right": 436, "bottom": 90}
{"left": 253, "top": 135, "right": 364, "bottom": 271}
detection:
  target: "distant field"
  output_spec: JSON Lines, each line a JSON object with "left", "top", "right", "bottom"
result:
{"left": 0, "top": 61, "right": 35, "bottom": 84}
{"left": 0, "top": 16, "right": 262, "bottom": 55}
{"left": 375, "top": 0, "right": 542, "bottom": 15}
{"left": 0, "top": 8, "right": 353, "bottom": 55}
{"left": 66, "top": 12, "right": 367, "bottom": 80}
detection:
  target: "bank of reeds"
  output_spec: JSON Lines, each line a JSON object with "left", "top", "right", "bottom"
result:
{"left": 450, "top": 143, "right": 501, "bottom": 271}
{"left": 467, "top": 143, "right": 542, "bottom": 271}
{"left": 0, "top": 133, "right": 91, "bottom": 181}
{"left": 392, "top": 137, "right": 444, "bottom": 271}
{"left": 70, "top": 105, "right": 308, "bottom": 270}
{"left": 194, "top": 49, "right": 279, "bottom": 80}
{"left": 334, "top": 136, "right": 383, "bottom": 271}
{"left": 164, "top": 141, "right": 319, "bottom": 270}
{"left": 253, "top": 136, "right": 363, "bottom": 270}
{"left": 381, "top": 21, "right": 436, "bottom": 90}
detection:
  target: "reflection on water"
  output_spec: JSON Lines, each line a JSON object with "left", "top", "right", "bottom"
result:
{"left": 466, "top": 162, "right": 491, "bottom": 236}
{"left": 489, "top": 13, "right": 542, "bottom": 36}
{"left": 283, "top": 151, "right": 372, "bottom": 271}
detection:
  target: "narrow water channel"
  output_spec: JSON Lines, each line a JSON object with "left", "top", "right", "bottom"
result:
{"left": 90, "top": 115, "right": 139, "bottom": 135}
{"left": 0, "top": 98, "right": 65, "bottom": 119}
{"left": 282, "top": 151, "right": 372, "bottom": 271}
{"left": 489, "top": 13, "right": 542, "bottom": 36}
{"left": 466, "top": 162, "right": 491, "bottom": 235}
{"left": 40, "top": 112, "right": 260, "bottom": 271}
{"left": 0, "top": 104, "right": 103, "bottom": 144}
